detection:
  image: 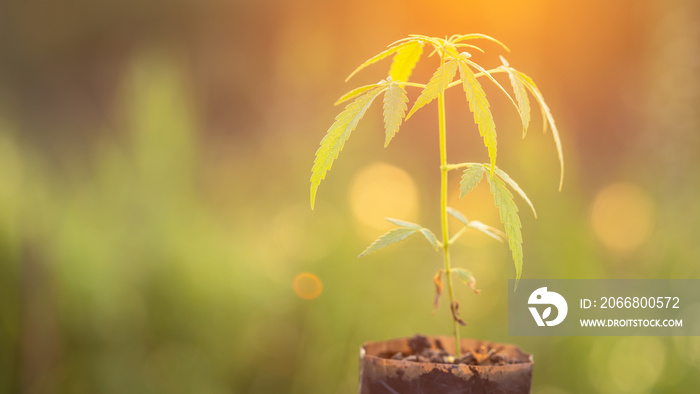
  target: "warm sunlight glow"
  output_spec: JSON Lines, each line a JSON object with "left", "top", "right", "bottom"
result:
{"left": 293, "top": 272, "right": 323, "bottom": 300}
{"left": 349, "top": 162, "right": 418, "bottom": 230}
{"left": 591, "top": 182, "right": 655, "bottom": 254}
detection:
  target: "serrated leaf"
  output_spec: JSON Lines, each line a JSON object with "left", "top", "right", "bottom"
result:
{"left": 452, "top": 33, "right": 511, "bottom": 52}
{"left": 388, "top": 35, "right": 438, "bottom": 50}
{"left": 459, "top": 164, "right": 484, "bottom": 198}
{"left": 402, "top": 35, "right": 444, "bottom": 56}
{"left": 310, "top": 87, "right": 385, "bottom": 209}
{"left": 511, "top": 69, "right": 564, "bottom": 191}
{"left": 334, "top": 83, "right": 380, "bottom": 106}
{"left": 346, "top": 41, "right": 416, "bottom": 82}
{"left": 442, "top": 45, "right": 461, "bottom": 60}
{"left": 446, "top": 207, "right": 469, "bottom": 226}
{"left": 420, "top": 228, "right": 440, "bottom": 251}
{"left": 461, "top": 56, "right": 519, "bottom": 121}
{"left": 389, "top": 40, "right": 424, "bottom": 82}
{"left": 358, "top": 227, "right": 419, "bottom": 257}
{"left": 454, "top": 43, "right": 485, "bottom": 53}
{"left": 406, "top": 59, "right": 458, "bottom": 119}
{"left": 433, "top": 270, "right": 443, "bottom": 312}
{"left": 457, "top": 61, "right": 497, "bottom": 176}
{"left": 451, "top": 268, "right": 481, "bottom": 294}
{"left": 542, "top": 307, "right": 552, "bottom": 320}
{"left": 500, "top": 56, "right": 530, "bottom": 136}
{"left": 494, "top": 167, "right": 537, "bottom": 218}
{"left": 385, "top": 217, "right": 421, "bottom": 229}
{"left": 382, "top": 83, "right": 408, "bottom": 147}
{"left": 468, "top": 220, "right": 505, "bottom": 243}
{"left": 487, "top": 175, "right": 523, "bottom": 290}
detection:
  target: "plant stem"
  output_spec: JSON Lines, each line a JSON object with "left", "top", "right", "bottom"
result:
{"left": 438, "top": 90, "right": 461, "bottom": 357}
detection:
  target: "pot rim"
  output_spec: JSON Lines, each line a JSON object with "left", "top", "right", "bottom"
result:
{"left": 360, "top": 335, "right": 534, "bottom": 371}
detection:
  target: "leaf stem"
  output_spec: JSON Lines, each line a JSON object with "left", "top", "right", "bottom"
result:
{"left": 438, "top": 86, "right": 461, "bottom": 357}
{"left": 448, "top": 227, "right": 468, "bottom": 245}
{"left": 445, "top": 68, "right": 507, "bottom": 90}
{"left": 443, "top": 162, "right": 480, "bottom": 171}
{"left": 398, "top": 68, "right": 505, "bottom": 91}
{"left": 397, "top": 81, "right": 427, "bottom": 89}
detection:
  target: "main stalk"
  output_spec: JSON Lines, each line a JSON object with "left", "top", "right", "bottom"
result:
{"left": 438, "top": 91, "right": 461, "bottom": 357}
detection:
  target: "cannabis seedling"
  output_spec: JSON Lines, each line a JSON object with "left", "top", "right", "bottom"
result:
{"left": 310, "top": 34, "right": 563, "bottom": 356}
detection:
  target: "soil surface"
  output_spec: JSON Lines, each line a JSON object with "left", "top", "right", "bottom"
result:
{"left": 379, "top": 334, "right": 525, "bottom": 366}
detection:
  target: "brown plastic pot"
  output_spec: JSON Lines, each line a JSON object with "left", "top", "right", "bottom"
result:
{"left": 359, "top": 335, "right": 533, "bottom": 394}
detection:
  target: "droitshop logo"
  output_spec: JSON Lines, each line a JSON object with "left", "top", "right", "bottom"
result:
{"left": 528, "top": 287, "right": 568, "bottom": 327}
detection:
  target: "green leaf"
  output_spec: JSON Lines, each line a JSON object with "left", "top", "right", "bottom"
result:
{"left": 388, "top": 35, "right": 439, "bottom": 50}
{"left": 334, "top": 83, "right": 380, "bottom": 106}
{"left": 459, "top": 164, "right": 484, "bottom": 198}
{"left": 446, "top": 207, "right": 469, "bottom": 226}
{"left": 310, "top": 87, "right": 385, "bottom": 209}
{"left": 511, "top": 69, "right": 564, "bottom": 191}
{"left": 500, "top": 56, "right": 530, "bottom": 136}
{"left": 382, "top": 82, "right": 408, "bottom": 147}
{"left": 385, "top": 217, "right": 421, "bottom": 229}
{"left": 420, "top": 228, "right": 440, "bottom": 251}
{"left": 451, "top": 268, "right": 480, "bottom": 294}
{"left": 359, "top": 227, "right": 419, "bottom": 257}
{"left": 454, "top": 43, "right": 485, "bottom": 53}
{"left": 390, "top": 35, "right": 442, "bottom": 55}
{"left": 460, "top": 56, "right": 519, "bottom": 121}
{"left": 407, "top": 34, "right": 442, "bottom": 45}
{"left": 359, "top": 218, "right": 440, "bottom": 256}
{"left": 467, "top": 220, "right": 505, "bottom": 243}
{"left": 441, "top": 44, "right": 461, "bottom": 61}
{"left": 389, "top": 40, "right": 424, "bottom": 82}
{"left": 346, "top": 41, "right": 417, "bottom": 82}
{"left": 452, "top": 33, "right": 511, "bottom": 52}
{"left": 494, "top": 167, "right": 537, "bottom": 218}
{"left": 487, "top": 174, "right": 523, "bottom": 290}
{"left": 406, "top": 59, "right": 458, "bottom": 119}
{"left": 457, "top": 60, "right": 497, "bottom": 176}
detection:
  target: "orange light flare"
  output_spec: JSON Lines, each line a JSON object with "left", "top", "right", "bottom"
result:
{"left": 293, "top": 272, "right": 324, "bottom": 300}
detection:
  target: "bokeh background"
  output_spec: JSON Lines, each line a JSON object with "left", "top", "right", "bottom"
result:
{"left": 1, "top": 0, "right": 699, "bottom": 392}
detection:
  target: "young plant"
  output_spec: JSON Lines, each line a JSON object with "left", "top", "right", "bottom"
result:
{"left": 310, "top": 34, "right": 563, "bottom": 357}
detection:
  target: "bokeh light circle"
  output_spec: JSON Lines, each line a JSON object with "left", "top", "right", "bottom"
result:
{"left": 608, "top": 337, "right": 666, "bottom": 393}
{"left": 349, "top": 162, "right": 418, "bottom": 230}
{"left": 293, "top": 272, "right": 323, "bottom": 300}
{"left": 590, "top": 182, "right": 655, "bottom": 254}
{"left": 588, "top": 337, "right": 666, "bottom": 394}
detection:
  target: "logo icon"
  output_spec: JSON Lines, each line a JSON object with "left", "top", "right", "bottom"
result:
{"left": 528, "top": 287, "right": 568, "bottom": 326}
